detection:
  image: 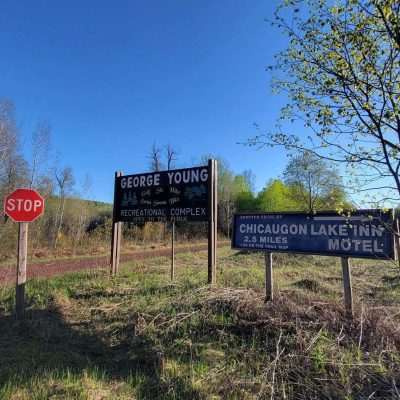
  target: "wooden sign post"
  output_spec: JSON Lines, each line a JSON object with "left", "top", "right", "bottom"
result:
{"left": 16, "top": 222, "right": 28, "bottom": 319}
{"left": 395, "top": 217, "right": 400, "bottom": 268}
{"left": 110, "top": 171, "right": 123, "bottom": 276}
{"left": 232, "top": 210, "right": 395, "bottom": 316}
{"left": 265, "top": 252, "right": 273, "bottom": 301}
{"left": 110, "top": 162, "right": 217, "bottom": 284}
{"left": 3, "top": 188, "right": 45, "bottom": 319}
{"left": 208, "top": 159, "right": 217, "bottom": 285}
{"left": 171, "top": 221, "right": 175, "bottom": 280}
{"left": 341, "top": 257, "right": 353, "bottom": 318}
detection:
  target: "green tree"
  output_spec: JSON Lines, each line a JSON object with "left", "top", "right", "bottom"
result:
{"left": 256, "top": 179, "right": 297, "bottom": 211}
{"left": 250, "top": 0, "right": 400, "bottom": 203}
{"left": 233, "top": 174, "right": 256, "bottom": 211}
{"left": 321, "top": 186, "right": 351, "bottom": 212}
{"left": 201, "top": 156, "right": 258, "bottom": 236}
{"left": 283, "top": 151, "right": 347, "bottom": 212}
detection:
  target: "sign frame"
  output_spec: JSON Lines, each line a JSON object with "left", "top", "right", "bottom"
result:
{"left": 231, "top": 209, "right": 395, "bottom": 260}
{"left": 110, "top": 160, "right": 218, "bottom": 284}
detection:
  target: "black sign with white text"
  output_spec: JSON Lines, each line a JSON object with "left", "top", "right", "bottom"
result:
{"left": 114, "top": 166, "right": 209, "bottom": 223}
{"left": 232, "top": 210, "right": 395, "bottom": 259}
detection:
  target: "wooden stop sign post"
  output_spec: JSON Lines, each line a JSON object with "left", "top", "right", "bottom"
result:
{"left": 4, "top": 188, "right": 45, "bottom": 319}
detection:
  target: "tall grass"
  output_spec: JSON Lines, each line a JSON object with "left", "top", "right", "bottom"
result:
{"left": 1, "top": 248, "right": 399, "bottom": 399}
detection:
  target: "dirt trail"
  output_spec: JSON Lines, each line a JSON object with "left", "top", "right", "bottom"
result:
{"left": 0, "top": 242, "right": 228, "bottom": 285}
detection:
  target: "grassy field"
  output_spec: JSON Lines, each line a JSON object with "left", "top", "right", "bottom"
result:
{"left": 0, "top": 239, "right": 223, "bottom": 269}
{"left": 1, "top": 247, "right": 400, "bottom": 399}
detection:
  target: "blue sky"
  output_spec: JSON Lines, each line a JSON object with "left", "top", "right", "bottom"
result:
{"left": 1, "top": 0, "right": 290, "bottom": 202}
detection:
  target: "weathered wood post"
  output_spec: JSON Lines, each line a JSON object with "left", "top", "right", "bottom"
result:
{"left": 208, "top": 159, "right": 217, "bottom": 284}
{"left": 395, "top": 217, "right": 400, "bottom": 268}
{"left": 3, "top": 188, "right": 45, "bottom": 319}
{"left": 341, "top": 257, "right": 353, "bottom": 318}
{"left": 265, "top": 252, "right": 273, "bottom": 302}
{"left": 16, "top": 222, "right": 28, "bottom": 319}
{"left": 171, "top": 220, "right": 175, "bottom": 280}
{"left": 213, "top": 160, "right": 218, "bottom": 270}
{"left": 110, "top": 171, "right": 123, "bottom": 276}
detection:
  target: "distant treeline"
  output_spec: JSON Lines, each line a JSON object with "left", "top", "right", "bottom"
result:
{"left": 215, "top": 152, "right": 351, "bottom": 238}
{"left": 0, "top": 98, "right": 350, "bottom": 261}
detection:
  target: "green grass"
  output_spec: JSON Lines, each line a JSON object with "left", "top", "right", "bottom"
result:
{"left": 0, "top": 239, "right": 228, "bottom": 269}
{"left": 1, "top": 248, "right": 400, "bottom": 399}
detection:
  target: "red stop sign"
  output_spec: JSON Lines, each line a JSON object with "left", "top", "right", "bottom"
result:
{"left": 4, "top": 189, "right": 45, "bottom": 222}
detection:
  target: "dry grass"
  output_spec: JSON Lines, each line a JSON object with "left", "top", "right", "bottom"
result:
{"left": 1, "top": 247, "right": 400, "bottom": 399}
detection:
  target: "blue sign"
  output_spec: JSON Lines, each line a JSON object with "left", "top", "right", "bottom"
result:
{"left": 232, "top": 210, "right": 394, "bottom": 259}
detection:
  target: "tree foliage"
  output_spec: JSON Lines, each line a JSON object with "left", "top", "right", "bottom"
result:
{"left": 256, "top": 179, "right": 297, "bottom": 211}
{"left": 234, "top": 175, "right": 255, "bottom": 211}
{"left": 0, "top": 100, "right": 28, "bottom": 199}
{"left": 201, "top": 156, "right": 257, "bottom": 236}
{"left": 250, "top": 0, "right": 400, "bottom": 203}
{"left": 283, "top": 151, "right": 347, "bottom": 212}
